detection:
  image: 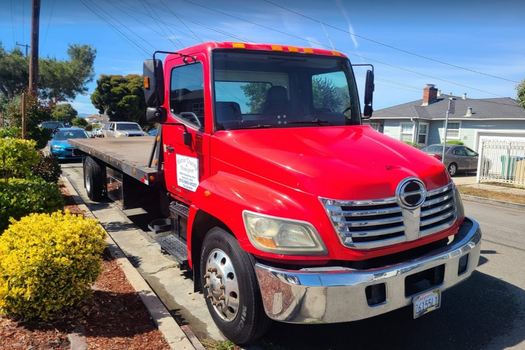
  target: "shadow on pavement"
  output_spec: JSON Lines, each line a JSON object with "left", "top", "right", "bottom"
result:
{"left": 257, "top": 270, "right": 525, "bottom": 350}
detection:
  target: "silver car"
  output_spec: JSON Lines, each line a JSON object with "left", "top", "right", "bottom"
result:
{"left": 422, "top": 144, "right": 479, "bottom": 176}
{"left": 103, "top": 122, "right": 146, "bottom": 138}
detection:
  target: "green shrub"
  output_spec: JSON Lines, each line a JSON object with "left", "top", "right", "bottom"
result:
{"left": 32, "top": 152, "right": 62, "bottom": 183}
{"left": 71, "top": 117, "right": 88, "bottom": 128}
{"left": 0, "top": 178, "right": 63, "bottom": 232}
{"left": 0, "top": 127, "right": 21, "bottom": 138}
{"left": 0, "top": 138, "right": 39, "bottom": 179}
{"left": 0, "top": 211, "right": 106, "bottom": 320}
{"left": 446, "top": 140, "right": 464, "bottom": 145}
{"left": 404, "top": 141, "right": 422, "bottom": 149}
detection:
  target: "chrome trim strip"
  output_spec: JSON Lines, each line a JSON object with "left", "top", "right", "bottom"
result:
{"left": 255, "top": 218, "right": 481, "bottom": 324}
{"left": 349, "top": 234, "right": 406, "bottom": 249}
{"left": 421, "top": 202, "right": 454, "bottom": 217}
{"left": 343, "top": 215, "right": 404, "bottom": 227}
{"left": 420, "top": 210, "right": 455, "bottom": 226}
{"left": 422, "top": 193, "right": 453, "bottom": 207}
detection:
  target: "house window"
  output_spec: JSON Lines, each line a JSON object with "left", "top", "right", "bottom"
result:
{"left": 400, "top": 122, "right": 414, "bottom": 142}
{"left": 445, "top": 121, "right": 460, "bottom": 140}
{"left": 417, "top": 122, "right": 428, "bottom": 145}
{"left": 369, "top": 122, "right": 381, "bottom": 131}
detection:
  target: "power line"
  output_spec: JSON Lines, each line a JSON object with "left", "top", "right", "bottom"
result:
{"left": 262, "top": 0, "right": 519, "bottom": 84}
{"left": 180, "top": 0, "right": 505, "bottom": 98}
{"left": 43, "top": 0, "right": 56, "bottom": 46}
{"left": 139, "top": 0, "right": 183, "bottom": 49}
{"left": 79, "top": 0, "right": 150, "bottom": 55}
{"left": 160, "top": 0, "right": 203, "bottom": 42}
{"left": 9, "top": 0, "right": 16, "bottom": 45}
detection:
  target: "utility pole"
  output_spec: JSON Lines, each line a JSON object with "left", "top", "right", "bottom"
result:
{"left": 441, "top": 97, "right": 455, "bottom": 164}
{"left": 16, "top": 42, "right": 30, "bottom": 57}
{"left": 28, "top": 0, "right": 41, "bottom": 96}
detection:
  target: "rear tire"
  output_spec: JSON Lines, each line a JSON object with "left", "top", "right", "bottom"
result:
{"left": 84, "top": 156, "right": 106, "bottom": 201}
{"left": 200, "top": 227, "right": 271, "bottom": 345}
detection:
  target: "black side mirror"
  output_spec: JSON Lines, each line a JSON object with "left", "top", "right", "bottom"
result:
{"left": 146, "top": 106, "right": 167, "bottom": 123}
{"left": 363, "top": 69, "right": 374, "bottom": 118}
{"left": 143, "top": 59, "right": 164, "bottom": 107}
{"left": 183, "top": 132, "right": 192, "bottom": 147}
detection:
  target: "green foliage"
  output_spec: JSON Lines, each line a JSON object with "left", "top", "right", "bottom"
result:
{"left": 0, "top": 138, "right": 39, "bottom": 179}
{"left": 1, "top": 95, "right": 53, "bottom": 148}
{"left": 84, "top": 124, "right": 93, "bottom": 131}
{"left": 241, "top": 83, "right": 270, "bottom": 113}
{"left": 0, "top": 211, "right": 106, "bottom": 320}
{"left": 91, "top": 74, "right": 145, "bottom": 122}
{"left": 446, "top": 140, "right": 464, "bottom": 145}
{"left": 0, "top": 127, "right": 21, "bottom": 138}
{"left": 0, "top": 178, "right": 64, "bottom": 232}
{"left": 32, "top": 152, "right": 61, "bottom": 183}
{"left": 404, "top": 141, "right": 422, "bottom": 148}
{"left": 0, "top": 44, "right": 96, "bottom": 103}
{"left": 71, "top": 117, "right": 88, "bottom": 128}
{"left": 517, "top": 79, "right": 525, "bottom": 109}
{"left": 51, "top": 103, "right": 78, "bottom": 124}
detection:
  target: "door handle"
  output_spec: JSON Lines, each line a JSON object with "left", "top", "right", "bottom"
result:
{"left": 166, "top": 145, "right": 174, "bottom": 153}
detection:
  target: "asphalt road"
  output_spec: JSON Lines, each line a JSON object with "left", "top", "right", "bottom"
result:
{"left": 258, "top": 201, "right": 525, "bottom": 350}
{"left": 62, "top": 163, "right": 525, "bottom": 349}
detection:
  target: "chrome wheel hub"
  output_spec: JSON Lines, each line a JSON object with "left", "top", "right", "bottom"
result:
{"left": 85, "top": 174, "right": 91, "bottom": 193}
{"left": 204, "top": 248, "right": 240, "bottom": 321}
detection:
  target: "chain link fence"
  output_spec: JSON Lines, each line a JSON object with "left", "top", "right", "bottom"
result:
{"left": 477, "top": 139, "right": 525, "bottom": 187}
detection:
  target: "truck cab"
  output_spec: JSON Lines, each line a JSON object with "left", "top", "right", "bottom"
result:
{"left": 78, "top": 42, "right": 481, "bottom": 345}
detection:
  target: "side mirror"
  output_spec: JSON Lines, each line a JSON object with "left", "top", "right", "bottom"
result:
{"left": 146, "top": 106, "right": 167, "bottom": 123}
{"left": 363, "top": 69, "right": 374, "bottom": 118}
{"left": 143, "top": 59, "right": 164, "bottom": 107}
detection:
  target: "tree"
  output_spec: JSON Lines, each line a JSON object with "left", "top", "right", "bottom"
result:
{"left": 91, "top": 74, "right": 145, "bottom": 122}
{"left": 51, "top": 103, "right": 77, "bottom": 124}
{"left": 241, "top": 83, "right": 270, "bottom": 113}
{"left": 71, "top": 117, "right": 88, "bottom": 128}
{"left": 518, "top": 79, "right": 525, "bottom": 109}
{"left": 0, "top": 43, "right": 96, "bottom": 104}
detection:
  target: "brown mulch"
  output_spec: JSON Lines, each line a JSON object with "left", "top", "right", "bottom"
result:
{"left": 0, "top": 182, "right": 170, "bottom": 350}
{"left": 457, "top": 184, "right": 525, "bottom": 205}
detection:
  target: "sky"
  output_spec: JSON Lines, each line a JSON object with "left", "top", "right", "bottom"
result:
{"left": 1, "top": 0, "right": 524, "bottom": 115}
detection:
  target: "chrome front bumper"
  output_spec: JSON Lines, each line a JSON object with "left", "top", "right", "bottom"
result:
{"left": 254, "top": 217, "right": 481, "bottom": 324}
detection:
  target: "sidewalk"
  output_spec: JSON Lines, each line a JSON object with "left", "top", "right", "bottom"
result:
{"left": 453, "top": 176, "right": 525, "bottom": 207}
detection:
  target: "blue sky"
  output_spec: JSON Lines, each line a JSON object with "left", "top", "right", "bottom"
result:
{"left": 1, "top": 0, "right": 524, "bottom": 115}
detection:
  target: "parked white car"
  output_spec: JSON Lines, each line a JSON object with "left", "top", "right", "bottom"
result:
{"left": 103, "top": 122, "right": 146, "bottom": 138}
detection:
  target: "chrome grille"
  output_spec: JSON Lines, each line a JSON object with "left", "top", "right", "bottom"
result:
{"left": 321, "top": 182, "right": 457, "bottom": 250}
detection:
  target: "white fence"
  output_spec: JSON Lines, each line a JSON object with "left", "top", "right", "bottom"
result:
{"left": 477, "top": 139, "right": 525, "bottom": 187}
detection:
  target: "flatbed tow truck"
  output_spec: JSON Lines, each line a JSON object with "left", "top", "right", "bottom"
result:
{"left": 71, "top": 41, "right": 481, "bottom": 345}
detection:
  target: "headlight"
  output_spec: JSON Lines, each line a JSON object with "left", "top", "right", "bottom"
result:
{"left": 243, "top": 211, "right": 326, "bottom": 255}
{"left": 52, "top": 145, "right": 63, "bottom": 150}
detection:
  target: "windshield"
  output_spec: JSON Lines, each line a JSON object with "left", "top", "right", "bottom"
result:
{"left": 116, "top": 123, "right": 141, "bottom": 131}
{"left": 423, "top": 145, "right": 450, "bottom": 153}
{"left": 213, "top": 50, "right": 360, "bottom": 130}
{"left": 54, "top": 130, "right": 88, "bottom": 140}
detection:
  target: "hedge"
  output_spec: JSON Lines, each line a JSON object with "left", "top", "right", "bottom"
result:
{"left": 0, "top": 138, "right": 39, "bottom": 179}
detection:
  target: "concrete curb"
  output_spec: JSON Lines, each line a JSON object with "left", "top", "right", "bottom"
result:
{"left": 461, "top": 194, "right": 525, "bottom": 210}
{"left": 61, "top": 176, "right": 199, "bottom": 350}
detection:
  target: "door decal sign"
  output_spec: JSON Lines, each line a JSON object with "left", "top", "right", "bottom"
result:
{"left": 176, "top": 154, "right": 199, "bottom": 192}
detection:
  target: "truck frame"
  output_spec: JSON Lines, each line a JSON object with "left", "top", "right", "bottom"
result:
{"left": 72, "top": 41, "right": 482, "bottom": 345}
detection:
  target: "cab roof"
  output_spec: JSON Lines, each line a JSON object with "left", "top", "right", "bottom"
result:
{"left": 170, "top": 41, "right": 347, "bottom": 59}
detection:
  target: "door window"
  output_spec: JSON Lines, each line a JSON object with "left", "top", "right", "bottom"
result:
{"left": 464, "top": 147, "right": 478, "bottom": 156}
{"left": 453, "top": 147, "right": 467, "bottom": 156}
{"left": 170, "top": 62, "right": 205, "bottom": 130}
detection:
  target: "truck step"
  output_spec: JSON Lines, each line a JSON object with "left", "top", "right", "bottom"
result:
{"left": 157, "top": 234, "right": 189, "bottom": 267}
{"left": 170, "top": 201, "right": 189, "bottom": 218}
{"left": 148, "top": 218, "right": 173, "bottom": 234}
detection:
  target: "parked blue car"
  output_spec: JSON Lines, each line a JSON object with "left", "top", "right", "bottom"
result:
{"left": 48, "top": 127, "right": 88, "bottom": 160}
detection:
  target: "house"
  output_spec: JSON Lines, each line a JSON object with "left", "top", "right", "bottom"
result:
{"left": 368, "top": 84, "right": 525, "bottom": 150}
{"left": 84, "top": 114, "right": 109, "bottom": 125}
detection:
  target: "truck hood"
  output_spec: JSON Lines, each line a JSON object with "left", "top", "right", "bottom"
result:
{"left": 212, "top": 125, "right": 449, "bottom": 200}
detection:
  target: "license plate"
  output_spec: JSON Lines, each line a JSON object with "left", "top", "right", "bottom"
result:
{"left": 413, "top": 289, "right": 441, "bottom": 319}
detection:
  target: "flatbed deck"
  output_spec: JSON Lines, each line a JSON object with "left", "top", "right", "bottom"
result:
{"left": 71, "top": 137, "right": 160, "bottom": 185}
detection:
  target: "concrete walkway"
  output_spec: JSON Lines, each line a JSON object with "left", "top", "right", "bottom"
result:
{"left": 61, "top": 163, "right": 224, "bottom": 344}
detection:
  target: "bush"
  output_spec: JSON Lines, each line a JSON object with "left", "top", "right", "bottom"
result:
{"left": 0, "top": 211, "right": 106, "bottom": 320}
{"left": 71, "top": 117, "right": 88, "bottom": 128}
{"left": 0, "top": 127, "right": 21, "bottom": 138}
{"left": 0, "top": 138, "right": 39, "bottom": 179}
{"left": 404, "top": 141, "right": 422, "bottom": 149}
{"left": 32, "top": 152, "right": 62, "bottom": 183}
{"left": 446, "top": 140, "right": 464, "bottom": 145}
{"left": 0, "top": 178, "right": 64, "bottom": 232}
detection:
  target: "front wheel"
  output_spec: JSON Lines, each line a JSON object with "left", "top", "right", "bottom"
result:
{"left": 447, "top": 162, "right": 458, "bottom": 176}
{"left": 200, "top": 227, "right": 270, "bottom": 345}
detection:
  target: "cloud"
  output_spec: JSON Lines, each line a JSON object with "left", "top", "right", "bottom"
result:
{"left": 335, "top": 0, "right": 359, "bottom": 48}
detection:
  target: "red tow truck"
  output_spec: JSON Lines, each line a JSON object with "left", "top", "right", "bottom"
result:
{"left": 72, "top": 42, "right": 482, "bottom": 345}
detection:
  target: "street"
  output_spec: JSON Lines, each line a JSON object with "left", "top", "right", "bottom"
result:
{"left": 61, "top": 163, "right": 525, "bottom": 350}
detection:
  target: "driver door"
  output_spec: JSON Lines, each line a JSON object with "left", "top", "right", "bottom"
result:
{"left": 162, "top": 56, "right": 208, "bottom": 204}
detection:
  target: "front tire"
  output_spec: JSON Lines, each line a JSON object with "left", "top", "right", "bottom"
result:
{"left": 447, "top": 162, "right": 458, "bottom": 176}
{"left": 83, "top": 156, "right": 106, "bottom": 201}
{"left": 200, "top": 227, "right": 270, "bottom": 345}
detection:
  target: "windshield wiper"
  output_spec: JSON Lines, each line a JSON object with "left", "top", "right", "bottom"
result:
{"left": 238, "top": 124, "right": 274, "bottom": 129}
{"left": 287, "top": 118, "right": 334, "bottom": 126}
